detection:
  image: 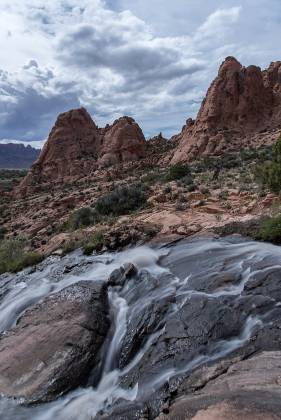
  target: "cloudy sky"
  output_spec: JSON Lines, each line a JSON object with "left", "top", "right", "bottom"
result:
{"left": 0, "top": 0, "right": 280, "bottom": 148}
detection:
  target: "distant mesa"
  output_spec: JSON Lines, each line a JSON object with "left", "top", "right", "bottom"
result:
{"left": 0, "top": 143, "right": 40, "bottom": 169}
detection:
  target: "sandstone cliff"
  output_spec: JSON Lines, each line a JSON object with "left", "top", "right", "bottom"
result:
{"left": 17, "top": 108, "right": 145, "bottom": 196}
{"left": 171, "top": 57, "right": 281, "bottom": 162}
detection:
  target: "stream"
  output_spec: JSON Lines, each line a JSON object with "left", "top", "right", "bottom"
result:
{"left": 1, "top": 236, "right": 281, "bottom": 419}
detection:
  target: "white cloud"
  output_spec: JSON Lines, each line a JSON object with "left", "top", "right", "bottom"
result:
{"left": 195, "top": 7, "right": 242, "bottom": 43}
{"left": 0, "top": 0, "right": 279, "bottom": 140}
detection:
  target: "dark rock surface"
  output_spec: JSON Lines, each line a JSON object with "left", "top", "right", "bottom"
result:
{"left": 0, "top": 280, "right": 109, "bottom": 403}
{"left": 1, "top": 237, "right": 281, "bottom": 419}
{"left": 98, "top": 239, "right": 281, "bottom": 419}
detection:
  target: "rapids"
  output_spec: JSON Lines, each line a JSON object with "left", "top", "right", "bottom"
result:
{"left": 0, "top": 236, "right": 281, "bottom": 419}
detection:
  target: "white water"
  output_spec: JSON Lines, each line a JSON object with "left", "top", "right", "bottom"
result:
{"left": 0, "top": 238, "right": 280, "bottom": 419}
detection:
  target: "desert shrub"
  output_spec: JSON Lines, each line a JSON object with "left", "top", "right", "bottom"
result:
{"left": 82, "top": 231, "right": 105, "bottom": 255}
{"left": 0, "top": 238, "right": 43, "bottom": 274}
{"left": 200, "top": 187, "right": 210, "bottom": 195}
{"left": 95, "top": 184, "right": 148, "bottom": 217}
{"left": 258, "top": 215, "right": 281, "bottom": 244}
{"left": 141, "top": 171, "right": 162, "bottom": 185}
{"left": 165, "top": 163, "right": 191, "bottom": 181}
{"left": 0, "top": 227, "right": 6, "bottom": 240}
{"left": 176, "top": 174, "right": 194, "bottom": 187}
{"left": 0, "top": 205, "right": 8, "bottom": 218}
{"left": 218, "top": 190, "right": 229, "bottom": 200}
{"left": 64, "top": 184, "right": 148, "bottom": 232}
{"left": 62, "top": 238, "right": 82, "bottom": 255}
{"left": 175, "top": 202, "right": 187, "bottom": 211}
{"left": 65, "top": 207, "right": 101, "bottom": 231}
{"left": 187, "top": 184, "right": 197, "bottom": 192}
{"left": 256, "top": 137, "right": 281, "bottom": 194}
{"left": 163, "top": 185, "right": 172, "bottom": 194}
{"left": 213, "top": 217, "right": 267, "bottom": 239}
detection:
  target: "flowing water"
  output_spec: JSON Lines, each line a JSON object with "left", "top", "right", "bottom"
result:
{"left": 0, "top": 236, "right": 281, "bottom": 419}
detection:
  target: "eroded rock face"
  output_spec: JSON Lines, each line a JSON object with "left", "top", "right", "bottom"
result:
{"left": 18, "top": 108, "right": 101, "bottom": 195}
{"left": 0, "top": 281, "right": 109, "bottom": 403}
{"left": 171, "top": 57, "right": 281, "bottom": 162}
{"left": 16, "top": 109, "right": 145, "bottom": 196}
{"left": 98, "top": 117, "right": 146, "bottom": 167}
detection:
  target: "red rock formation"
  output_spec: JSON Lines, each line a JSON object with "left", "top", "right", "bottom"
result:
{"left": 17, "top": 108, "right": 145, "bottom": 196}
{"left": 98, "top": 116, "right": 146, "bottom": 167}
{"left": 171, "top": 57, "right": 281, "bottom": 162}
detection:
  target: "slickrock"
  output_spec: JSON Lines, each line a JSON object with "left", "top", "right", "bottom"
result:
{"left": 157, "top": 352, "right": 281, "bottom": 420}
{"left": 171, "top": 57, "right": 281, "bottom": 162}
{"left": 0, "top": 281, "right": 109, "bottom": 403}
{"left": 16, "top": 108, "right": 145, "bottom": 196}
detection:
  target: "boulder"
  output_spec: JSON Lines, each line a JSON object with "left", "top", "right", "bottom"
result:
{"left": 108, "top": 263, "right": 137, "bottom": 287}
{"left": 0, "top": 281, "right": 109, "bottom": 403}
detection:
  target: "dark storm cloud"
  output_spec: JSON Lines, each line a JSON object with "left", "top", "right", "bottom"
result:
{"left": 0, "top": 89, "right": 79, "bottom": 140}
{"left": 57, "top": 22, "right": 205, "bottom": 99}
{"left": 0, "top": 67, "right": 80, "bottom": 140}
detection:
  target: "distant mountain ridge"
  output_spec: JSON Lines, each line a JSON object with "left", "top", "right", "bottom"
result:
{"left": 0, "top": 143, "right": 40, "bottom": 169}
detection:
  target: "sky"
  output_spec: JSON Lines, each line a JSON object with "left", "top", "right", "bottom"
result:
{"left": 0, "top": 0, "right": 280, "bottom": 148}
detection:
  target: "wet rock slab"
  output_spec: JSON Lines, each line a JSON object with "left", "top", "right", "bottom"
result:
{"left": 157, "top": 351, "right": 281, "bottom": 419}
{"left": 0, "top": 281, "right": 109, "bottom": 403}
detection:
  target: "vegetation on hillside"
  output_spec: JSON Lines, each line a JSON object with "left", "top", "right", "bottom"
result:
{"left": 65, "top": 183, "right": 148, "bottom": 231}
{"left": 95, "top": 184, "right": 148, "bottom": 216}
{"left": 255, "top": 137, "right": 281, "bottom": 194}
{"left": 0, "top": 169, "right": 27, "bottom": 192}
{"left": 0, "top": 238, "right": 43, "bottom": 274}
{"left": 258, "top": 215, "right": 281, "bottom": 244}
{"left": 165, "top": 162, "right": 192, "bottom": 181}
{"left": 82, "top": 231, "right": 105, "bottom": 255}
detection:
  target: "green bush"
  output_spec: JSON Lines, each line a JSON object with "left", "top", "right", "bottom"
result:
{"left": 256, "top": 137, "right": 281, "bottom": 194}
{"left": 95, "top": 184, "right": 148, "bottom": 217}
{"left": 200, "top": 187, "right": 210, "bottom": 195}
{"left": 82, "top": 232, "right": 105, "bottom": 255}
{"left": 0, "top": 238, "right": 43, "bottom": 274}
{"left": 0, "top": 227, "right": 6, "bottom": 240}
{"left": 258, "top": 215, "right": 281, "bottom": 244}
{"left": 62, "top": 238, "right": 82, "bottom": 255}
{"left": 65, "top": 207, "right": 100, "bottom": 231}
{"left": 141, "top": 171, "right": 162, "bottom": 185}
{"left": 64, "top": 184, "right": 148, "bottom": 231}
{"left": 165, "top": 163, "right": 191, "bottom": 181}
